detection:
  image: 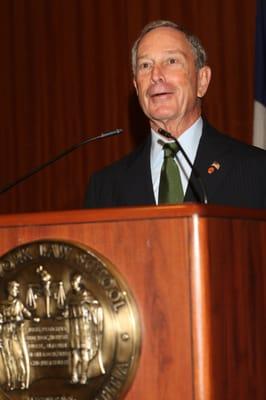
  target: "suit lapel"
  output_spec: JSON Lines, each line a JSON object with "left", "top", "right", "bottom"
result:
{"left": 185, "top": 121, "right": 235, "bottom": 203}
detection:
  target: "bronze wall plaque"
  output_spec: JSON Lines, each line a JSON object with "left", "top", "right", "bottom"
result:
{"left": 0, "top": 240, "right": 141, "bottom": 400}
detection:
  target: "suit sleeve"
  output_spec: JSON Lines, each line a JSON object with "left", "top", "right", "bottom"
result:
{"left": 84, "top": 170, "right": 118, "bottom": 208}
{"left": 84, "top": 174, "right": 99, "bottom": 208}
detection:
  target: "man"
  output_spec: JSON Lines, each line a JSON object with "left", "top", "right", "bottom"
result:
{"left": 64, "top": 273, "right": 104, "bottom": 385}
{"left": 85, "top": 20, "right": 266, "bottom": 209}
{"left": 0, "top": 281, "right": 32, "bottom": 390}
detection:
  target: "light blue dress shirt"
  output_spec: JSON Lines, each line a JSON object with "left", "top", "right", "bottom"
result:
{"left": 150, "top": 117, "right": 203, "bottom": 204}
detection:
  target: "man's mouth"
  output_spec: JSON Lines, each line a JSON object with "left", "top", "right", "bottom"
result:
{"left": 150, "top": 91, "right": 172, "bottom": 97}
{"left": 147, "top": 84, "right": 175, "bottom": 98}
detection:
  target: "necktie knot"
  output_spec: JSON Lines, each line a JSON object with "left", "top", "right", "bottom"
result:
{"left": 163, "top": 142, "right": 179, "bottom": 158}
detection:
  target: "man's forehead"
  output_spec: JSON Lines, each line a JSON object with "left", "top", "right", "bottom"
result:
{"left": 137, "top": 48, "right": 187, "bottom": 60}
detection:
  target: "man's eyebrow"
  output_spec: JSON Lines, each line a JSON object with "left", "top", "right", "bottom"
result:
{"left": 136, "top": 54, "right": 151, "bottom": 61}
{"left": 164, "top": 49, "right": 182, "bottom": 53}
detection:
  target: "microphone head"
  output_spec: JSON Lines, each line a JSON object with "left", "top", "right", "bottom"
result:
{"left": 100, "top": 129, "right": 123, "bottom": 138}
{"left": 113, "top": 128, "right": 123, "bottom": 135}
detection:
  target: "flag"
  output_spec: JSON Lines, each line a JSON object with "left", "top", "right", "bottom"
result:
{"left": 253, "top": 0, "right": 266, "bottom": 149}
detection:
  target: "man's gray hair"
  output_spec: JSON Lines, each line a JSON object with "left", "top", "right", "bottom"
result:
{"left": 131, "top": 20, "right": 207, "bottom": 75}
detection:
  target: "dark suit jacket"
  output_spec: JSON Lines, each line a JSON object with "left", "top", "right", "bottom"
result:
{"left": 85, "top": 120, "right": 266, "bottom": 209}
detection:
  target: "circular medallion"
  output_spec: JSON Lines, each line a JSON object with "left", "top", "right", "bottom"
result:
{"left": 0, "top": 240, "right": 141, "bottom": 400}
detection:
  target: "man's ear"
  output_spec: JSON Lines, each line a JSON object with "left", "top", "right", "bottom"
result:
{"left": 197, "top": 66, "right": 211, "bottom": 98}
{"left": 133, "top": 78, "right": 139, "bottom": 96}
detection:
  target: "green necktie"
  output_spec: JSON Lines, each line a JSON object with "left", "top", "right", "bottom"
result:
{"left": 158, "top": 142, "right": 184, "bottom": 204}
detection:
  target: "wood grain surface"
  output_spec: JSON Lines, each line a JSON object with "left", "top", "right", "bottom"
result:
{"left": 0, "top": 205, "right": 265, "bottom": 400}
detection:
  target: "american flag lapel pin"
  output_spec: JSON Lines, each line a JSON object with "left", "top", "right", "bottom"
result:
{"left": 208, "top": 161, "right": 221, "bottom": 175}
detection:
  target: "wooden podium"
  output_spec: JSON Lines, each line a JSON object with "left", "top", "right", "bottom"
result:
{"left": 0, "top": 204, "right": 265, "bottom": 400}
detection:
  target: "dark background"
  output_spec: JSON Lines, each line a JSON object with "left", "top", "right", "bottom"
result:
{"left": 0, "top": 0, "right": 256, "bottom": 214}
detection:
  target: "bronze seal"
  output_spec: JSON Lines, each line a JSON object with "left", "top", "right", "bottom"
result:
{"left": 0, "top": 240, "right": 141, "bottom": 400}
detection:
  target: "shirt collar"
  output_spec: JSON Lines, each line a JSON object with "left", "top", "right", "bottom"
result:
{"left": 150, "top": 117, "right": 203, "bottom": 165}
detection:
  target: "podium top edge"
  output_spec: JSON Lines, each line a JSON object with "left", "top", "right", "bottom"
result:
{"left": 0, "top": 204, "right": 266, "bottom": 227}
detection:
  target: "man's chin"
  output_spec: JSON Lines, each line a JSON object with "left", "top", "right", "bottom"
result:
{"left": 146, "top": 103, "right": 177, "bottom": 118}
{"left": 149, "top": 112, "right": 176, "bottom": 123}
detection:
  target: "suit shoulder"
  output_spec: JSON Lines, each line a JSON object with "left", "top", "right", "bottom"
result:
{"left": 204, "top": 122, "right": 266, "bottom": 159}
{"left": 91, "top": 138, "right": 150, "bottom": 180}
{"left": 84, "top": 137, "right": 151, "bottom": 208}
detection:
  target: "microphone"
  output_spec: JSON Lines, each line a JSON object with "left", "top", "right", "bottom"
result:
{"left": 158, "top": 128, "right": 208, "bottom": 204}
{"left": 0, "top": 128, "right": 123, "bottom": 195}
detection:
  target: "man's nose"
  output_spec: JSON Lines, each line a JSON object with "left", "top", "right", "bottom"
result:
{"left": 151, "top": 64, "right": 165, "bottom": 83}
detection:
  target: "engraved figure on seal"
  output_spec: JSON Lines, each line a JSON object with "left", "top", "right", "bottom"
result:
{"left": 36, "top": 265, "right": 53, "bottom": 318}
{"left": 64, "top": 273, "right": 105, "bottom": 384}
{"left": 0, "top": 281, "right": 34, "bottom": 391}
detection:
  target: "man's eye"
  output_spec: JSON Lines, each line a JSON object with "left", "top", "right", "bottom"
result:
{"left": 168, "top": 58, "right": 177, "bottom": 64}
{"left": 138, "top": 62, "right": 151, "bottom": 70}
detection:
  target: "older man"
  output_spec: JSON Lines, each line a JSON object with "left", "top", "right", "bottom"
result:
{"left": 85, "top": 20, "right": 266, "bottom": 208}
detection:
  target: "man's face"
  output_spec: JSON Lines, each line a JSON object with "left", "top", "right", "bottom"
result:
{"left": 133, "top": 27, "right": 211, "bottom": 133}
{"left": 71, "top": 275, "right": 81, "bottom": 291}
{"left": 8, "top": 282, "right": 19, "bottom": 298}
